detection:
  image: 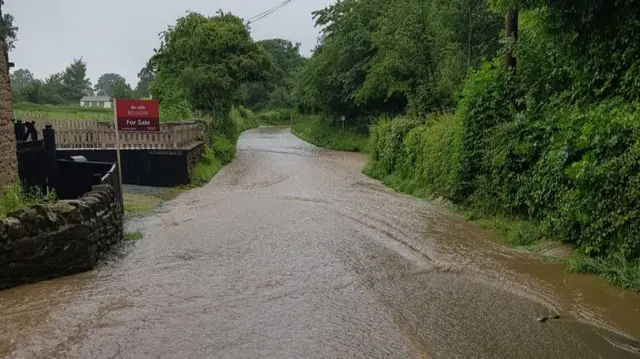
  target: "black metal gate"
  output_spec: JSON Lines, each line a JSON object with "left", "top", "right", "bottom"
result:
{"left": 13, "top": 120, "right": 50, "bottom": 192}
{"left": 15, "top": 137, "right": 46, "bottom": 191}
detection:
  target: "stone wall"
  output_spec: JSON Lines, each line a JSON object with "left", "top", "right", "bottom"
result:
{"left": 0, "top": 185, "right": 123, "bottom": 290}
{"left": 0, "top": 37, "right": 17, "bottom": 186}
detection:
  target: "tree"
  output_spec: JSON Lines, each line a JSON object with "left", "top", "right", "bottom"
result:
{"left": 61, "top": 58, "right": 93, "bottom": 102}
{"left": 10, "top": 68, "right": 34, "bottom": 90}
{"left": 111, "top": 78, "right": 133, "bottom": 99}
{"left": 292, "top": 0, "right": 501, "bottom": 118}
{"left": 0, "top": 1, "right": 18, "bottom": 50}
{"left": 241, "top": 38, "right": 305, "bottom": 111}
{"left": 151, "top": 11, "right": 272, "bottom": 120}
{"left": 134, "top": 61, "right": 154, "bottom": 98}
{"left": 94, "top": 73, "right": 127, "bottom": 96}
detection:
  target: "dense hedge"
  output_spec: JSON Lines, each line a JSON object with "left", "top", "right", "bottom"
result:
{"left": 366, "top": 60, "right": 640, "bottom": 289}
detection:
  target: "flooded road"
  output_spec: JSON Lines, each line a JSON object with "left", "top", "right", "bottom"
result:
{"left": 1, "top": 127, "right": 639, "bottom": 358}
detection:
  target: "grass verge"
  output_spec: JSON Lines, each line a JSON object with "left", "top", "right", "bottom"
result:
{"left": 123, "top": 192, "right": 164, "bottom": 216}
{"left": 299, "top": 113, "right": 638, "bottom": 291}
{"left": 291, "top": 114, "right": 368, "bottom": 152}
{"left": 569, "top": 255, "right": 640, "bottom": 291}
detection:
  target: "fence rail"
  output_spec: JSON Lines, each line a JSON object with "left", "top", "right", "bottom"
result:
{"left": 27, "top": 119, "right": 201, "bottom": 149}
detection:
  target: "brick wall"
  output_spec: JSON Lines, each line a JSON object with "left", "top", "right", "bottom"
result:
{"left": 0, "top": 39, "right": 17, "bottom": 186}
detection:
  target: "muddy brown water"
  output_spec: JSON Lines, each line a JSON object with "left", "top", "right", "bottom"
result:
{"left": 1, "top": 127, "right": 639, "bottom": 359}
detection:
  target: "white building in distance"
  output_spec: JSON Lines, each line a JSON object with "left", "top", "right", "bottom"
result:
{"left": 80, "top": 95, "right": 112, "bottom": 109}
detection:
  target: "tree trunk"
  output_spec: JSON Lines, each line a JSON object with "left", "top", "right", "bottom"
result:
{"left": 505, "top": 9, "right": 519, "bottom": 71}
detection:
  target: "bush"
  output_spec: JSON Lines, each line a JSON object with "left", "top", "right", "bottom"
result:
{"left": 365, "top": 114, "right": 461, "bottom": 199}
{"left": 188, "top": 106, "right": 260, "bottom": 186}
{"left": 190, "top": 146, "right": 223, "bottom": 186}
{"left": 291, "top": 114, "right": 368, "bottom": 152}
{"left": 257, "top": 109, "right": 294, "bottom": 126}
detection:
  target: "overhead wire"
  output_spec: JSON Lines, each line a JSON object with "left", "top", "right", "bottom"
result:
{"left": 248, "top": 0, "right": 296, "bottom": 24}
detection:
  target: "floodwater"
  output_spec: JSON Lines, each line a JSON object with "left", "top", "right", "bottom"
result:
{"left": 1, "top": 127, "right": 639, "bottom": 359}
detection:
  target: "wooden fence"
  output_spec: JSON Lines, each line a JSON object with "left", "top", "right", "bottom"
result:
{"left": 28, "top": 119, "right": 201, "bottom": 149}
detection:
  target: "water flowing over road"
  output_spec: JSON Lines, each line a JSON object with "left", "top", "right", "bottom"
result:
{"left": 1, "top": 127, "right": 639, "bottom": 359}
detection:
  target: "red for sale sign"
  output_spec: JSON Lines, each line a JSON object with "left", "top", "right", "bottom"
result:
{"left": 115, "top": 99, "right": 160, "bottom": 132}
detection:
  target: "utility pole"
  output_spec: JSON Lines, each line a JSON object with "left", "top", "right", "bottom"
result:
{"left": 505, "top": 9, "right": 519, "bottom": 71}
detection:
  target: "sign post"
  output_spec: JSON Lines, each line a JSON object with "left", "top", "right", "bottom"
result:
{"left": 113, "top": 99, "right": 123, "bottom": 193}
{"left": 113, "top": 98, "right": 160, "bottom": 192}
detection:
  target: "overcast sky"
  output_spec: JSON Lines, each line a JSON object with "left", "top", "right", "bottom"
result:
{"left": 5, "top": 0, "right": 333, "bottom": 87}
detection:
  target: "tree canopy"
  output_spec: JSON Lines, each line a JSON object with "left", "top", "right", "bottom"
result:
{"left": 94, "top": 73, "right": 127, "bottom": 96}
{"left": 0, "top": 1, "right": 18, "bottom": 50}
{"left": 150, "top": 11, "right": 272, "bottom": 120}
{"left": 238, "top": 38, "right": 306, "bottom": 111}
{"left": 12, "top": 59, "right": 94, "bottom": 104}
{"left": 10, "top": 69, "right": 33, "bottom": 90}
{"left": 291, "top": 0, "right": 502, "bottom": 119}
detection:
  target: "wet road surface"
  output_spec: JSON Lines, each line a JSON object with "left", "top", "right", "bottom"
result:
{"left": 1, "top": 127, "right": 640, "bottom": 358}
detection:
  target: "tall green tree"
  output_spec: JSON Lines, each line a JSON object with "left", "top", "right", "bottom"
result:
{"left": 293, "top": 0, "right": 501, "bottom": 118}
{"left": 151, "top": 11, "right": 272, "bottom": 120}
{"left": 10, "top": 68, "right": 34, "bottom": 90}
{"left": 0, "top": 0, "right": 18, "bottom": 50}
{"left": 94, "top": 73, "right": 127, "bottom": 96}
{"left": 61, "top": 58, "right": 93, "bottom": 102}
{"left": 134, "top": 61, "right": 154, "bottom": 98}
{"left": 111, "top": 78, "right": 133, "bottom": 99}
{"left": 240, "top": 38, "right": 305, "bottom": 111}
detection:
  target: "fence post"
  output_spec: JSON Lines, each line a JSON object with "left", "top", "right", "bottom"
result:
{"left": 43, "top": 123, "right": 58, "bottom": 191}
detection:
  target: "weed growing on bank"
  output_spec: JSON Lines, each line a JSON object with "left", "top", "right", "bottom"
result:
{"left": 0, "top": 184, "right": 54, "bottom": 218}
{"left": 124, "top": 231, "right": 144, "bottom": 241}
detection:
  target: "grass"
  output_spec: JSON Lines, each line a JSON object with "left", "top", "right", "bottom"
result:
{"left": 569, "top": 254, "right": 640, "bottom": 292}
{"left": 190, "top": 146, "right": 223, "bottom": 186}
{"left": 123, "top": 192, "right": 163, "bottom": 215}
{"left": 291, "top": 114, "right": 368, "bottom": 152}
{"left": 14, "top": 102, "right": 113, "bottom": 122}
{"left": 0, "top": 184, "right": 52, "bottom": 218}
{"left": 124, "top": 231, "right": 144, "bottom": 241}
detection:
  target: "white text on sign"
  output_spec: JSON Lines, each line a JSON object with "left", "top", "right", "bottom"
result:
{"left": 127, "top": 105, "right": 150, "bottom": 117}
{"left": 126, "top": 119, "right": 153, "bottom": 126}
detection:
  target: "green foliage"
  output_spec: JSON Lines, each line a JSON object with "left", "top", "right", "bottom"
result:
{"left": 14, "top": 59, "right": 94, "bottom": 105}
{"left": 238, "top": 39, "right": 305, "bottom": 112}
{"left": 293, "top": 0, "right": 501, "bottom": 118}
{"left": 10, "top": 69, "right": 34, "bottom": 91}
{"left": 190, "top": 107, "right": 260, "bottom": 186}
{"left": 257, "top": 108, "right": 293, "bottom": 126}
{"left": 61, "top": 58, "right": 93, "bottom": 101}
{"left": 124, "top": 231, "right": 144, "bottom": 241}
{"left": 110, "top": 78, "right": 134, "bottom": 99}
{"left": 151, "top": 11, "right": 272, "bottom": 120}
{"left": 0, "top": 8, "right": 18, "bottom": 50}
{"left": 190, "top": 146, "right": 223, "bottom": 186}
{"left": 123, "top": 192, "right": 163, "bottom": 215}
{"left": 365, "top": 114, "right": 461, "bottom": 199}
{"left": 291, "top": 114, "right": 368, "bottom": 152}
{"left": 0, "top": 184, "right": 52, "bottom": 218}
{"left": 569, "top": 254, "right": 640, "bottom": 292}
{"left": 13, "top": 102, "right": 112, "bottom": 121}
{"left": 94, "top": 73, "right": 127, "bottom": 97}
{"left": 134, "top": 61, "right": 154, "bottom": 98}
